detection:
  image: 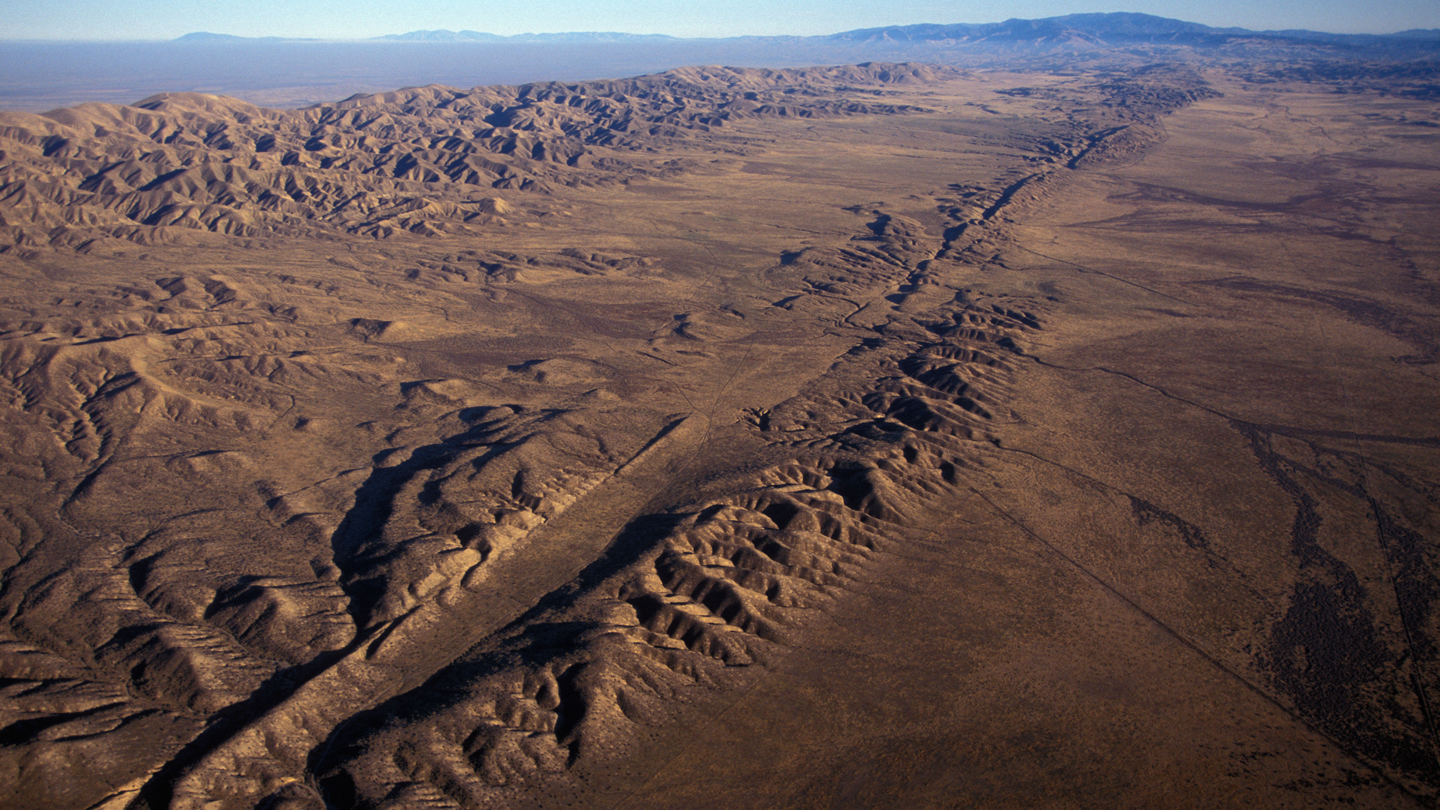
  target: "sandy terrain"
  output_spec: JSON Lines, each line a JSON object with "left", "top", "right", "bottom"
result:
{"left": 0, "top": 59, "right": 1436, "bottom": 808}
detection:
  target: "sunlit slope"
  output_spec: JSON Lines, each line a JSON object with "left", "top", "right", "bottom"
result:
{"left": 0, "top": 62, "right": 1436, "bottom": 809}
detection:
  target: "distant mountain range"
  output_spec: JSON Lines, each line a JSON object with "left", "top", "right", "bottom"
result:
{"left": 172, "top": 32, "right": 316, "bottom": 43}
{"left": 174, "top": 29, "right": 681, "bottom": 44}
{"left": 372, "top": 30, "right": 679, "bottom": 43}
{"left": 157, "top": 13, "right": 1428, "bottom": 47}
{"left": 4, "top": 12, "right": 1437, "bottom": 113}
{"left": 829, "top": 13, "right": 1440, "bottom": 48}
{"left": 155, "top": 14, "right": 1440, "bottom": 66}
{"left": 165, "top": 13, "right": 1439, "bottom": 49}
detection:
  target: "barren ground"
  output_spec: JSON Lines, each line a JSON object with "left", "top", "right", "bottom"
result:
{"left": 0, "top": 63, "right": 1437, "bottom": 808}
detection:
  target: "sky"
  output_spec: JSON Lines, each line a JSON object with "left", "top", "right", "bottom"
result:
{"left": 5, "top": 0, "right": 1438, "bottom": 41}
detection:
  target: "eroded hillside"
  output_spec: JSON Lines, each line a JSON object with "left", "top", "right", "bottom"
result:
{"left": 0, "top": 62, "right": 1437, "bottom": 809}
{"left": 0, "top": 64, "right": 953, "bottom": 246}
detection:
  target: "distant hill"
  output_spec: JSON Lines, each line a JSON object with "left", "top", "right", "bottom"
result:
{"left": 173, "top": 30, "right": 679, "bottom": 44}
{"left": 172, "top": 31, "right": 315, "bottom": 43}
{"left": 831, "top": 12, "right": 1228, "bottom": 43}
{"left": 163, "top": 15, "right": 1440, "bottom": 58}
{"left": 374, "top": 30, "right": 678, "bottom": 43}
{"left": 828, "top": 12, "right": 1440, "bottom": 54}
{"left": 2, "top": 13, "right": 1434, "bottom": 113}
{"left": 162, "top": 15, "right": 1440, "bottom": 53}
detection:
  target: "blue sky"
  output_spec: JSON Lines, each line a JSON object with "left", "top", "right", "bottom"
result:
{"left": 6, "top": 0, "right": 1437, "bottom": 40}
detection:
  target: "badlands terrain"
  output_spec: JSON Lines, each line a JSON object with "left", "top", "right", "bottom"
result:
{"left": 0, "top": 54, "right": 1438, "bottom": 809}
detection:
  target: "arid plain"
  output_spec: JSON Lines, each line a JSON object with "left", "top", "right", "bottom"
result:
{"left": 0, "top": 57, "right": 1438, "bottom": 809}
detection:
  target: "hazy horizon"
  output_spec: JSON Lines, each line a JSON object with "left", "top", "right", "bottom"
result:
{"left": 5, "top": 3, "right": 1439, "bottom": 42}
{"left": 4, "top": 9, "right": 1440, "bottom": 114}
{"left": 10, "top": 18, "right": 1440, "bottom": 45}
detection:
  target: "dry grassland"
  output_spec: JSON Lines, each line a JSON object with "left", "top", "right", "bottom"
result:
{"left": 0, "top": 63, "right": 1436, "bottom": 808}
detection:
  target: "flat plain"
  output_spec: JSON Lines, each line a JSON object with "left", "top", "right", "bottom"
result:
{"left": 0, "top": 57, "right": 1437, "bottom": 809}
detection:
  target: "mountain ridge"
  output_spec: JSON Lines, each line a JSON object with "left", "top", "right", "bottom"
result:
{"left": 146, "top": 14, "right": 1439, "bottom": 45}
{"left": 3, "top": 13, "right": 1437, "bottom": 113}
